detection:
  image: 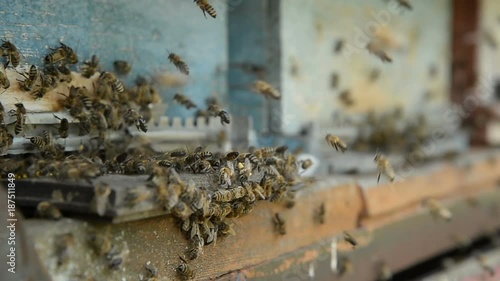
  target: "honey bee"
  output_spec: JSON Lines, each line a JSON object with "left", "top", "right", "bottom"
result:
{"left": 374, "top": 153, "right": 395, "bottom": 183}
{"left": 57, "top": 64, "right": 72, "bottom": 83}
{"left": 37, "top": 201, "right": 62, "bottom": 219}
{"left": 424, "top": 198, "right": 452, "bottom": 221}
{"left": 176, "top": 256, "right": 195, "bottom": 280}
{"left": 17, "top": 65, "right": 38, "bottom": 91}
{"left": 273, "top": 213, "right": 286, "bottom": 235}
{"left": 334, "top": 39, "right": 344, "bottom": 53}
{"left": 224, "top": 151, "right": 240, "bottom": 161}
{"left": 124, "top": 108, "right": 147, "bottom": 132}
{"left": 212, "top": 186, "right": 246, "bottom": 202}
{"left": 0, "top": 68, "right": 10, "bottom": 93}
{"left": 338, "top": 90, "right": 354, "bottom": 107}
{"left": 1, "top": 40, "right": 21, "bottom": 67}
{"left": 81, "top": 55, "right": 100, "bottom": 78}
{"left": 366, "top": 41, "right": 392, "bottom": 63}
{"left": 54, "top": 233, "right": 75, "bottom": 267}
{"left": 194, "top": 0, "right": 217, "bottom": 19}
{"left": 207, "top": 104, "right": 230, "bottom": 125}
{"left": 187, "top": 233, "right": 204, "bottom": 260}
{"left": 330, "top": 73, "right": 339, "bottom": 89}
{"left": 173, "top": 93, "right": 197, "bottom": 109}
{"left": 28, "top": 136, "right": 47, "bottom": 149}
{"left": 99, "top": 72, "right": 124, "bottom": 93}
{"left": 53, "top": 115, "right": 69, "bottom": 139}
{"left": 45, "top": 42, "right": 78, "bottom": 64}
{"left": 325, "top": 134, "right": 348, "bottom": 152}
{"left": 343, "top": 231, "right": 358, "bottom": 248}
{"left": 168, "top": 52, "right": 189, "bottom": 75}
{"left": 396, "top": 0, "right": 413, "bottom": 10}
{"left": 314, "top": 203, "right": 325, "bottom": 224}
{"left": 125, "top": 159, "right": 146, "bottom": 174}
{"left": 12, "top": 103, "right": 27, "bottom": 135}
{"left": 252, "top": 80, "right": 281, "bottom": 99}
{"left": 113, "top": 60, "right": 132, "bottom": 75}
{"left": 207, "top": 202, "right": 232, "bottom": 218}
{"left": 168, "top": 148, "right": 188, "bottom": 158}
{"left": 93, "top": 183, "right": 111, "bottom": 216}
{"left": 219, "top": 165, "right": 234, "bottom": 187}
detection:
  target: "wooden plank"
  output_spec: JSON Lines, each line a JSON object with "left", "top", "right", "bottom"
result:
{"left": 23, "top": 182, "right": 364, "bottom": 280}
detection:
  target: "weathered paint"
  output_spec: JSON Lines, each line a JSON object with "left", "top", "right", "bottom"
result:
{"left": 0, "top": 0, "right": 228, "bottom": 119}
{"left": 280, "top": 0, "right": 452, "bottom": 134}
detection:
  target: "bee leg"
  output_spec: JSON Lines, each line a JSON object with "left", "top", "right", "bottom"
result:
{"left": 377, "top": 172, "right": 381, "bottom": 184}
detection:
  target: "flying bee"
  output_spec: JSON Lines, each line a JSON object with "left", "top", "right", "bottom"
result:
{"left": 1, "top": 40, "right": 21, "bottom": 67}
{"left": 124, "top": 108, "right": 147, "bottom": 132}
{"left": 252, "top": 80, "right": 281, "bottom": 99}
{"left": 343, "top": 231, "right": 358, "bottom": 248}
{"left": 93, "top": 183, "right": 111, "bottom": 216}
{"left": 173, "top": 93, "right": 197, "bottom": 109}
{"left": 396, "top": 0, "right": 412, "bottom": 10}
{"left": 53, "top": 115, "right": 69, "bottom": 139}
{"left": 334, "top": 39, "right": 344, "bottom": 53}
{"left": 366, "top": 40, "right": 392, "bottom": 63}
{"left": 0, "top": 68, "right": 10, "bottom": 93}
{"left": 207, "top": 104, "right": 230, "bottom": 125}
{"left": 374, "top": 153, "right": 395, "bottom": 183}
{"left": 314, "top": 203, "right": 326, "bottom": 224}
{"left": 113, "top": 60, "right": 132, "bottom": 75}
{"left": 424, "top": 198, "right": 452, "bottom": 222}
{"left": 194, "top": 0, "right": 217, "bottom": 19}
{"left": 81, "top": 55, "right": 99, "bottom": 78}
{"left": 273, "top": 213, "right": 286, "bottom": 235}
{"left": 168, "top": 52, "right": 189, "bottom": 75}
{"left": 17, "top": 65, "right": 38, "bottom": 91}
{"left": 325, "top": 134, "right": 348, "bottom": 152}
{"left": 36, "top": 201, "right": 62, "bottom": 219}
{"left": 338, "top": 89, "right": 354, "bottom": 107}
{"left": 176, "top": 256, "right": 195, "bottom": 280}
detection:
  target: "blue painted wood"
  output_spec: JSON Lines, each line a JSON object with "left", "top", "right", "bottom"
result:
{"left": 0, "top": 0, "right": 228, "bottom": 119}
